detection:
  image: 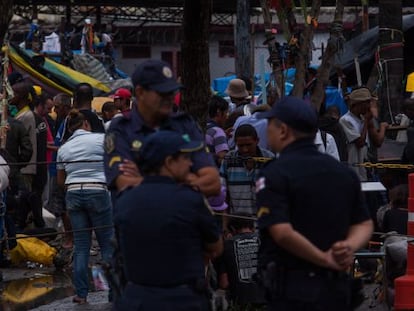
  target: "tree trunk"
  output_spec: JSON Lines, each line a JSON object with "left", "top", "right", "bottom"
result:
{"left": 275, "top": 0, "right": 298, "bottom": 41}
{"left": 0, "top": 0, "right": 13, "bottom": 45}
{"left": 291, "top": 0, "right": 322, "bottom": 98}
{"left": 378, "top": 0, "right": 404, "bottom": 123}
{"left": 181, "top": 0, "right": 212, "bottom": 128}
{"left": 235, "top": 0, "right": 252, "bottom": 81}
{"left": 260, "top": 0, "right": 283, "bottom": 100}
{"left": 361, "top": 0, "right": 369, "bottom": 32}
{"left": 311, "top": 0, "right": 345, "bottom": 111}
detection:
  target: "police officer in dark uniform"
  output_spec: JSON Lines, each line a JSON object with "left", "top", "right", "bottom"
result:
{"left": 113, "top": 130, "right": 223, "bottom": 311}
{"left": 104, "top": 59, "right": 220, "bottom": 303}
{"left": 255, "top": 97, "right": 373, "bottom": 310}
{"left": 104, "top": 59, "right": 220, "bottom": 196}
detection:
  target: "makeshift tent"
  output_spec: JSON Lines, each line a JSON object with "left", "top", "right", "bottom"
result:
{"left": 334, "top": 14, "right": 414, "bottom": 86}
{"left": 7, "top": 43, "right": 112, "bottom": 97}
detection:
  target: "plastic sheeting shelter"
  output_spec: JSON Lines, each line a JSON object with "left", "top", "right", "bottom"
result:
{"left": 334, "top": 14, "right": 414, "bottom": 86}
{"left": 8, "top": 44, "right": 112, "bottom": 97}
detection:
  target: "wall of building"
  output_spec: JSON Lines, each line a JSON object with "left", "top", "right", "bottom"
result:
{"left": 114, "top": 32, "right": 330, "bottom": 81}
{"left": 115, "top": 44, "right": 181, "bottom": 77}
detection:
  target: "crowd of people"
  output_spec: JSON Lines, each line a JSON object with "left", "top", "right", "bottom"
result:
{"left": 0, "top": 58, "right": 412, "bottom": 310}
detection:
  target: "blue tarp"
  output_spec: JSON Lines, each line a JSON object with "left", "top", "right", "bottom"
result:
{"left": 212, "top": 73, "right": 349, "bottom": 116}
{"left": 213, "top": 70, "right": 295, "bottom": 96}
{"left": 325, "top": 86, "right": 349, "bottom": 116}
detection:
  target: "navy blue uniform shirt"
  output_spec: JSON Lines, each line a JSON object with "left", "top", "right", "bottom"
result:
{"left": 104, "top": 108, "right": 215, "bottom": 189}
{"left": 256, "top": 138, "right": 370, "bottom": 270}
{"left": 114, "top": 175, "right": 220, "bottom": 286}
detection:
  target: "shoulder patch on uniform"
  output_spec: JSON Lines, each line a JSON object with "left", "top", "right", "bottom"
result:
{"left": 255, "top": 177, "right": 266, "bottom": 193}
{"left": 203, "top": 196, "right": 214, "bottom": 215}
{"left": 257, "top": 206, "right": 270, "bottom": 218}
{"left": 108, "top": 156, "right": 122, "bottom": 168}
{"left": 104, "top": 133, "right": 115, "bottom": 154}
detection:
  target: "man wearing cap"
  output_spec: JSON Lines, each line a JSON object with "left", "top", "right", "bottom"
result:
{"left": 339, "top": 87, "right": 387, "bottom": 181}
{"left": 113, "top": 88, "right": 132, "bottom": 115}
{"left": 114, "top": 130, "right": 223, "bottom": 310}
{"left": 256, "top": 96, "right": 373, "bottom": 310}
{"left": 104, "top": 88, "right": 132, "bottom": 131}
{"left": 104, "top": 59, "right": 220, "bottom": 196}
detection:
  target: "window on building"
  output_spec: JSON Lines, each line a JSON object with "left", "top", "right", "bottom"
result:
{"left": 122, "top": 45, "right": 151, "bottom": 59}
{"left": 219, "top": 40, "right": 235, "bottom": 58}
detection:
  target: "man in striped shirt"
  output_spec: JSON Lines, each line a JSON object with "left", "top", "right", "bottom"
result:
{"left": 220, "top": 124, "right": 274, "bottom": 216}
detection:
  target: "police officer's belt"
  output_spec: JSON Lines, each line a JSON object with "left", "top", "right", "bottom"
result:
{"left": 130, "top": 278, "right": 207, "bottom": 293}
{"left": 285, "top": 268, "right": 349, "bottom": 280}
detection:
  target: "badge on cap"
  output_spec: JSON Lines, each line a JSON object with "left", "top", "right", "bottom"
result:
{"left": 162, "top": 66, "right": 173, "bottom": 78}
{"left": 131, "top": 140, "right": 142, "bottom": 151}
{"left": 104, "top": 133, "right": 115, "bottom": 154}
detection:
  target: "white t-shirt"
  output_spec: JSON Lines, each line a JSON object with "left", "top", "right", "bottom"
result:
{"left": 339, "top": 111, "right": 369, "bottom": 181}
{"left": 314, "top": 130, "right": 340, "bottom": 161}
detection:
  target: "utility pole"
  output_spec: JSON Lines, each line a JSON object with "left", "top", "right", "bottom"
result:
{"left": 378, "top": 0, "right": 403, "bottom": 123}
{"left": 235, "top": 0, "right": 252, "bottom": 81}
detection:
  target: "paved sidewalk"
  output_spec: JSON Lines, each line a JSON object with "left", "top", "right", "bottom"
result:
{"left": 0, "top": 267, "right": 391, "bottom": 310}
{"left": 0, "top": 267, "right": 112, "bottom": 311}
{"left": 30, "top": 292, "right": 112, "bottom": 311}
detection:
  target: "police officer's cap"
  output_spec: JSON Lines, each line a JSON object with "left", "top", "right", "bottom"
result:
{"left": 132, "top": 59, "right": 181, "bottom": 93}
{"left": 139, "top": 130, "right": 203, "bottom": 167}
{"left": 258, "top": 96, "right": 318, "bottom": 133}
